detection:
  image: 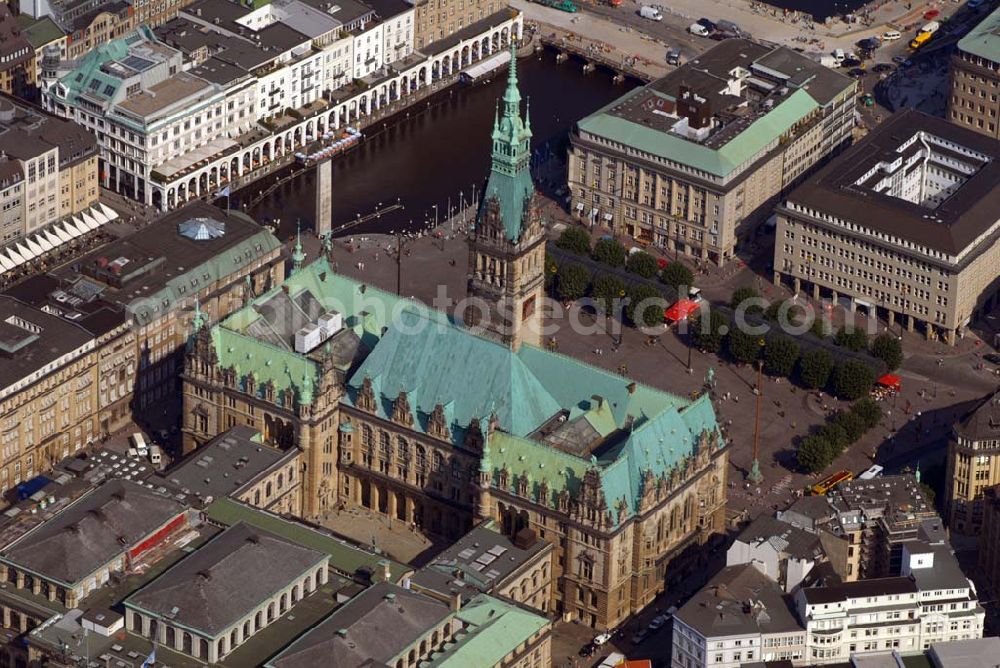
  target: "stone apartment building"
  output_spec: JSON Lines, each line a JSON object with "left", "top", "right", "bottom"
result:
{"left": 181, "top": 59, "right": 729, "bottom": 631}
{"left": 410, "top": 0, "right": 501, "bottom": 50}
{"left": 948, "top": 5, "right": 1000, "bottom": 139}
{"left": 0, "top": 4, "right": 37, "bottom": 98}
{"left": 978, "top": 484, "right": 1000, "bottom": 594}
{"left": 0, "top": 291, "right": 131, "bottom": 495}
{"left": 773, "top": 109, "right": 1000, "bottom": 345}
{"left": 568, "top": 39, "right": 856, "bottom": 265}
{"left": 0, "top": 97, "right": 99, "bottom": 244}
{"left": 946, "top": 389, "right": 1000, "bottom": 534}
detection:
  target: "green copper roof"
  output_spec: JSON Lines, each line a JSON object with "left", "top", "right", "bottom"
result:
{"left": 15, "top": 16, "right": 64, "bottom": 49}
{"left": 207, "top": 262, "right": 722, "bottom": 525}
{"left": 577, "top": 87, "right": 819, "bottom": 179}
{"left": 202, "top": 498, "right": 410, "bottom": 581}
{"left": 959, "top": 6, "right": 1000, "bottom": 62}
{"left": 480, "top": 43, "right": 535, "bottom": 242}
{"left": 428, "top": 594, "right": 548, "bottom": 667}
{"left": 346, "top": 309, "right": 564, "bottom": 439}
{"left": 131, "top": 227, "right": 281, "bottom": 325}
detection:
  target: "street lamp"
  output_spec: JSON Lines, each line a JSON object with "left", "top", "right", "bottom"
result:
{"left": 748, "top": 358, "right": 764, "bottom": 486}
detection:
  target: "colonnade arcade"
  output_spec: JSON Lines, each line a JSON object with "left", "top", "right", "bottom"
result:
{"left": 151, "top": 21, "right": 521, "bottom": 211}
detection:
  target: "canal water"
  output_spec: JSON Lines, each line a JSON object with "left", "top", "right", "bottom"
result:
{"left": 235, "top": 48, "right": 638, "bottom": 240}
{"left": 755, "top": 0, "right": 873, "bottom": 22}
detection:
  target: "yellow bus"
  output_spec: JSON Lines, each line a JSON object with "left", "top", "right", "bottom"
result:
{"left": 810, "top": 470, "right": 854, "bottom": 496}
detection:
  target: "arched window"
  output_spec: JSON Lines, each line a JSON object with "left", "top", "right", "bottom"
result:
{"left": 415, "top": 446, "right": 427, "bottom": 470}
{"left": 434, "top": 451, "right": 444, "bottom": 472}
{"left": 397, "top": 437, "right": 409, "bottom": 461}
{"left": 451, "top": 458, "right": 462, "bottom": 480}
{"left": 230, "top": 629, "right": 238, "bottom": 650}
{"left": 265, "top": 481, "right": 273, "bottom": 498}
{"left": 362, "top": 425, "right": 374, "bottom": 452}
{"left": 277, "top": 473, "right": 284, "bottom": 490}
{"left": 379, "top": 431, "right": 392, "bottom": 459}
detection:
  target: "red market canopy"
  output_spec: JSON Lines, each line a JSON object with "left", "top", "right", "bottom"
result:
{"left": 665, "top": 299, "right": 700, "bottom": 323}
{"left": 877, "top": 373, "right": 901, "bottom": 390}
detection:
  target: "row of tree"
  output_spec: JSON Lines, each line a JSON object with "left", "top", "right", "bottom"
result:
{"left": 690, "top": 311, "right": 879, "bottom": 401}
{"left": 554, "top": 228, "right": 695, "bottom": 294}
{"left": 797, "top": 399, "right": 883, "bottom": 473}
{"left": 550, "top": 261, "right": 668, "bottom": 327}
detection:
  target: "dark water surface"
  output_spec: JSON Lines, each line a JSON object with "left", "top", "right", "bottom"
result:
{"left": 236, "top": 49, "right": 638, "bottom": 239}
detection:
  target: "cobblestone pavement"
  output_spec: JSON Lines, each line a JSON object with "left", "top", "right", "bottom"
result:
{"left": 318, "top": 504, "right": 442, "bottom": 566}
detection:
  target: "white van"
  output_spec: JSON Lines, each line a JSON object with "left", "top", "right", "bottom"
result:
{"left": 149, "top": 445, "right": 163, "bottom": 467}
{"left": 131, "top": 432, "right": 148, "bottom": 458}
{"left": 833, "top": 48, "right": 846, "bottom": 63}
{"left": 881, "top": 30, "right": 901, "bottom": 41}
{"left": 689, "top": 23, "right": 710, "bottom": 36}
{"left": 639, "top": 5, "right": 663, "bottom": 20}
{"left": 859, "top": 464, "right": 884, "bottom": 480}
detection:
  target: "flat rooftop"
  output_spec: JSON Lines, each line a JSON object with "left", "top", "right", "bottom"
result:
{"left": 52, "top": 201, "right": 279, "bottom": 325}
{"left": 410, "top": 523, "right": 549, "bottom": 600}
{"left": 785, "top": 109, "right": 1000, "bottom": 257}
{"left": 117, "top": 72, "right": 214, "bottom": 117}
{"left": 0, "top": 479, "right": 187, "bottom": 586}
{"left": 0, "top": 295, "right": 98, "bottom": 391}
{"left": 957, "top": 5, "right": 1000, "bottom": 64}
{"left": 577, "top": 39, "right": 853, "bottom": 179}
{"left": 157, "top": 425, "right": 296, "bottom": 505}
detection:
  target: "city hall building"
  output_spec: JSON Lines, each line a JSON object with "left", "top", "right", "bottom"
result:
{"left": 181, "top": 55, "right": 729, "bottom": 630}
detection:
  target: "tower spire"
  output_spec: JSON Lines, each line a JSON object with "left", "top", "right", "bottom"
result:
{"left": 292, "top": 220, "right": 305, "bottom": 273}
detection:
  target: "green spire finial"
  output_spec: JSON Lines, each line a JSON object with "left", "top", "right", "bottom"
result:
{"left": 524, "top": 97, "right": 531, "bottom": 134}
{"left": 915, "top": 461, "right": 921, "bottom": 484}
{"left": 191, "top": 297, "right": 205, "bottom": 333}
{"left": 292, "top": 220, "right": 305, "bottom": 272}
{"left": 479, "top": 429, "right": 492, "bottom": 474}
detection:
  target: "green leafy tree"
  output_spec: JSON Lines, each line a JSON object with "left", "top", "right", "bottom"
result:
{"left": 835, "top": 326, "right": 868, "bottom": 352}
{"left": 691, "top": 311, "right": 729, "bottom": 354}
{"left": 592, "top": 238, "right": 627, "bottom": 268}
{"left": 817, "top": 423, "right": 850, "bottom": 453}
{"left": 871, "top": 333, "right": 903, "bottom": 370}
{"left": 556, "top": 263, "right": 590, "bottom": 302}
{"left": 625, "top": 251, "right": 659, "bottom": 279}
{"left": 625, "top": 284, "right": 666, "bottom": 328}
{"left": 727, "top": 327, "right": 764, "bottom": 365}
{"left": 798, "top": 435, "right": 834, "bottom": 474}
{"left": 763, "top": 335, "right": 800, "bottom": 377}
{"left": 798, "top": 348, "right": 834, "bottom": 389}
{"left": 591, "top": 273, "right": 626, "bottom": 315}
{"left": 555, "top": 226, "right": 591, "bottom": 256}
{"left": 831, "top": 409, "right": 867, "bottom": 442}
{"left": 832, "top": 360, "right": 875, "bottom": 401}
{"left": 660, "top": 261, "right": 694, "bottom": 294}
{"left": 730, "top": 286, "right": 762, "bottom": 315}
{"left": 850, "top": 398, "right": 883, "bottom": 430}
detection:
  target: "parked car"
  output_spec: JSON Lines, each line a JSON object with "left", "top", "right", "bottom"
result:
{"left": 666, "top": 48, "right": 681, "bottom": 65}
{"left": 923, "top": 8, "right": 940, "bottom": 19}
{"left": 631, "top": 629, "right": 649, "bottom": 645}
{"left": 639, "top": 5, "right": 663, "bottom": 20}
{"left": 579, "top": 642, "right": 596, "bottom": 657}
{"left": 842, "top": 57, "right": 863, "bottom": 67}
{"left": 984, "top": 353, "right": 1000, "bottom": 365}
{"left": 882, "top": 29, "right": 902, "bottom": 40}
{"left": 696, "top": 17, "right": 717, "bottom": 31}
{"left": 593, "top": 631, "right": 613, "bottom": 646}
{"left": 649, "top": 615, "right": 668, "bottom": 630}
{"left": 688, "top": 22, "right": 710, "bottom": 36}
{"left": 872, "top": 62, "right": 894, "bottom": 73}
{"left": 848, "top": 68, "right": 866, "bottom": 78}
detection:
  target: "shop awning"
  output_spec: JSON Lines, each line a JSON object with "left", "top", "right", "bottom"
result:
{"left": 877, "top": 373, "right": 901, "bottom": 390}
{"left": 665, "top": 299, "right": 701, "bottom": 323}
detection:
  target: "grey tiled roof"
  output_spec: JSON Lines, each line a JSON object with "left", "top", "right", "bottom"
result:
{"left": 125, "top": 522, "right": 327, "bottom": 636}
{"left": 267, "top": 582, "right": 451, "bottom": 667}
{"left": 0, "top": 479, "right": 186, "bottom": 586}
